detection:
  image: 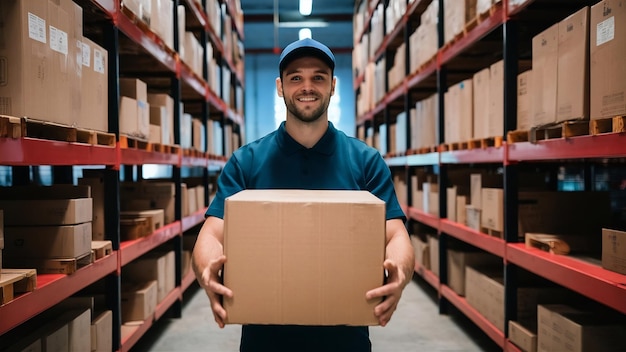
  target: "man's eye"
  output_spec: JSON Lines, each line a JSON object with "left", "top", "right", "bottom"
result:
{"left": 291, "top": 76, "right": 301, "bottom": 81}
{"left": 314, "top": 76, "right": 325, "bottom": 80}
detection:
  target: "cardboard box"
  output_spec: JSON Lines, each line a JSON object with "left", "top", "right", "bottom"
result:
{"left": 0, "top": 0, "right": 50, "bottom": 121}
{"left": 602, "top": 228, "right": 626, "bottom": 275}
{"left": 123, "top": 250, "right": 174, "bottom": 303}
{"left": 410, "top": 235, "right": 430, "bottom": 270}
{"left": 509, "top": 320, "right": 537, "bottom": 352}
{"left": 447, "top": 249, "right": 500, "bottom": 296}
{"left": 43, "top": 323, "right": 69, "bottom": 352}
{"left": 488, "top": 60, "right": 504, "bottom": 137}
{"left": 481, "top": 188, "right": 503, "bottom": 232}
{"left": 119, "top": 78, "right": 150, "bottom": 140}
{"left": 66, "top": 309, "right": 91, "bottom": 352}
{"left": 91, "top": 310, "right": 113, "bottom": 352}
{"left": 473, "top": 67, "right": 491, "bottom": 139}
{"left": 4, "top": 222, "right": 92, "bottom": 259}
{"left": 538, "top": 304, "right": 626, "bottom": 352}
{"left": 147, "top": 94, "right": 174, "bottom": 145}
{"left": 120, "top": 209, "right": 164, "bottom": 235}
{"left": 590, "top": 0, "right": 626, "bottom": 119}
{"left": 121, "top": 280, "right": 157, "bottom": 323}
{"left": 223, "top": 190, "right": 385, "bottom": 326}
{"left": 557, "top": 6, "right": 589, "bottom": 121}
{"left": 456, "top": 195, "right": 468, "bottom": 225}
{"left": 78, "top": 172, "right": 105, "bottom": 241}
{"left": 517, "top": 70, "right": 533, "bottom": 130}
{"left": 0, "top": 198, "right": 93, "bottom": 226}
{"left": 532, "top": 23, "right": 559, "bottom": 126}
{"left": 428, "top": 235, "right": 439, "bottom": 276}
{"left": 120, "top": 182, "right": 175, "bottom": 224}
{"left": 79, "top": 38, "right": 108, "bottom": 132}
{"left": 47, "top": 0, "right": 73, "bottom": 124}
{"left": 466, "top": 206, "right": 481, "bottom": 231}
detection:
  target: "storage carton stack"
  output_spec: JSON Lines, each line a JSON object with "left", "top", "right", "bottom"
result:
{"left": 119, "top": 78, "right": 151, "bottom": 140}
{"left": 409, "top": 0, "right": 438, "bottom": 73}
{"left": 80, "top": 38, "right": 108, "bottom": 132}
{"left": 516, "top": 69, "right": 533, "bottom": 131}
{"left": 444, "top": 79, "right": 473, "bottom": 144}
{"left": 410, "top": 234, "right": 430, "bottom": 271}
{"left": 223, "top": 190, "right": 385, "bottom": 325}
{"left": 121, "top": 280, "right": 157, "bottom": 325}
{"left": 147, "top": 93, "right": 175, "bottom": 146}
{"left": 0, "top": 0, "right": 106, "bottom": 131}
{"left": 120, "top": 181, "right": 176, "bottom": 225}
{"left": 601, "top": 228, "right": 626, "bottom": 275}
{"left": 591, "top": 1, "right": 626, "bottom": 121}
{"left": 411, "top": 93, "right": 438, "bottom": 150}
{"left": 123, "top": 251, "right": 175, "bottom": 305}
{"left": 537, "top": 304, "right": 626, "bottom": 352}
{"left": 446, "top": 249, "right": 499, "bottom": 296}
{"left": 0, "top": 185, "right": 93, "bottom": 274}
{"left": 443, "top": 0, "right": 477, "bottom": 45}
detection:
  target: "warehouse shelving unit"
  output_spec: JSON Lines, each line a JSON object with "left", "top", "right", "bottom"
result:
{"left": 0, "top": 1, "right": 243, "bottom": 351}
{"left": 354, "top": 0, "right": 626, "bottom": 350}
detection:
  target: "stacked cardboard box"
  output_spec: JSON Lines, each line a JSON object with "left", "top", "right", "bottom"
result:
{"left": 0, "top": 185, "right": 93, "bottom": 274}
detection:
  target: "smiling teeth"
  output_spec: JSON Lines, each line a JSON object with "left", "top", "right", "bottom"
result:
{"left": 299, "top": 97, "right": 316, "bottom": 102}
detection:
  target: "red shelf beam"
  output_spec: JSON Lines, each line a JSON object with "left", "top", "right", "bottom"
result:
{"left": 441, "top": 285, "right": 506, "bottom": 348}
{"left": 414, "top": 261, "right": 439, "bottom": 289}
{"left": 120, "top": 148, "right": 180, "bottom": 166}
{"left": 182, "top": 208, "right": 207, "bottom": 232}
{"left": 441, "top": 219, "right": 506, "bottom": 258}
{"left": 182, "top": 0, "right": 209, "bottom": 29}
{"left": 506, "top": 243, "right": 626, "bottom": 314}
{"left": 440, "top": 146, "right": 505, "bottom": 164}
{"left": 182, "top": 269, "right": 197, "bottom": 292}
{"left": 507, "top": 134, "right": 626, "bottom": 161}
{"left": 93, "top": 0, "right": 117, "bottom": 16}
{"left": 120, "top": 222, "right": 182, "bottom": 266}
{"left": 0, "top": 252, "right": 118, "bottom": 335}
{"left": 155, "top": 288, "right": 182, "bottom": 321}
{"left": 0, "top": 138, "right": 117, "bottom": 166}
{"left": 182, "top": 155, "right": 209, "bottom": 168}
{"left": 505, "top": 340, "right": 523, "bottom": 352}
{"left": 507, "top": 0, "right": 535, "bottom": 16}
{"left": 407, "top": 57, "right": 437, "bottom": 89}
{"left": 407, "top": 207, "right": 440, "bottom": 230}
{"left": 440, "top": 5, "right": 505, "bottom": 66}
{"left": 120, "top": 315, "right": 154, "bottom": 352}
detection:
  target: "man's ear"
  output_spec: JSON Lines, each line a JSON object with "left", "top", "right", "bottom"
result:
{"left": 331, "top": 76, "right": 336, "bottom": 96}
{"left": 276, "top": 77, "right": 284, "bottom": 97}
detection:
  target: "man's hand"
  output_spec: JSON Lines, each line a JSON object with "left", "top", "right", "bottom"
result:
{"left": 199, "top": 254, "right": 233, "bottom": 328}
{"left": 365, "top": 259, "right": 408, "bottom": 326}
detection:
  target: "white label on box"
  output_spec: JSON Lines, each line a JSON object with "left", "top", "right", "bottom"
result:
{"left": 94, "top": 49, "right": 105, "bottom": 74}
{"left": 597, "top": 16, "right": 615, "bottom": 46}
{"left": 28, "top": 13, "right": 46, "bottom": 43}
{"left": 75, "top": 40, "right": 83, "bottom": 67}
{"left": 81, "top": 42, "right": 91, "bottom": 67}
{"left": 49, "top": 26, "right": 68, "bottom": 55}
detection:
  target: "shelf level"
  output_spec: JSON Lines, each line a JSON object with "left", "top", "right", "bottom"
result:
{"left": 414, "top": 261, "right": 439, "bottom": 289}
{"left": 120, "top": 148, "right": 180, "bottom": 166}
{"left": 441, "top": 219, "right": 506, "bottom": 258}
{"left": 406, "top": 152, "right": 440, "bottom": 166}
{"left": 182, "top": 208, "right": 208, "bottom": 232}
{"left": 441, "top": 285, "right": 506, "bottom": 348}
{"left": 155, "top": 288, "right": 182, "bottom": 321}
{"left": 0, "top": 252, "right": 118, "bottom": 335}
{"left": 120, "top": 222, "right": 182, "bottom": 266}
{"left": 506, "top": 243, "right": 626, "bottom": 315}
{"left": 440, "top": 146, "right": 504, "bottom": 164}
{"left": 0, "top": 138, "right": 117, "bottom": 166}
{"left": 407, "top": 207, "right": 440, "bottom": 230}
{"left": 507, "top": 133, "right": 626, "bottom": 161}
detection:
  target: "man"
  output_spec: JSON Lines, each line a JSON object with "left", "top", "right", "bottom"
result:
{"left": 192, "top": 38, "right": 415, "bottom": 351}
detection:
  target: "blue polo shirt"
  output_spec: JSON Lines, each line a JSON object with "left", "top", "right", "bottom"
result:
{"left": 206, "top": 121, "right": 405, "bottom": 352}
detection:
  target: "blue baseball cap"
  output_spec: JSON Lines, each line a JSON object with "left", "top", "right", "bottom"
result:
{"left": 279, "top": 38, "right": 336, "bottom": 73}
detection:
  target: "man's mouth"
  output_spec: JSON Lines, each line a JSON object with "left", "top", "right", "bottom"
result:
{"left": 298, "top": 96, "right": 317, "bottom": 102}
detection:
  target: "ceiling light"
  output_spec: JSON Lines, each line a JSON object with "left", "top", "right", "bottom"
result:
{"left": 299, "top": 0, "right": 312, "bottom": 16}
{"left": 299, "top": 28, "right": 312, "bottom": 40}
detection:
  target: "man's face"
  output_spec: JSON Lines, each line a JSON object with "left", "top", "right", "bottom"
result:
{"left": 276, "top": 56, "right": 336, "bottom": 123}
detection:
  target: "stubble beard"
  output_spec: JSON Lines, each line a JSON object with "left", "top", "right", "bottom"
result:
{"left": 284, "top": 94, "right": 330, "bottom": 123}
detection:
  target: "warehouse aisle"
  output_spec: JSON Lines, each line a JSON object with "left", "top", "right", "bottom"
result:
{"left": 131, "top": 275, "right": 500, "bottom": 351}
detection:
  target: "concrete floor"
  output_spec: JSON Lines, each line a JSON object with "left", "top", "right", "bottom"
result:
{"left": 131, "top": 275, "right": 501, "bottom": 351}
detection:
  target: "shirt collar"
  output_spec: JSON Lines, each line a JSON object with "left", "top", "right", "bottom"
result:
{"left": 276, "top": 121, "right": 337, "bottom": 156}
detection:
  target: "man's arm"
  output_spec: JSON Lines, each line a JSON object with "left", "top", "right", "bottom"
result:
{"left": 366, "top": 218, "right": 415, "bottom": 326}
{"left": 192, "top": 216, "right": 233, "bottom": 328}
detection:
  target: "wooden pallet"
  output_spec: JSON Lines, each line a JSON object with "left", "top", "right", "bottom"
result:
{"left": 529, "top": 119, "right": 589, "bottom": 143}
{"left": 119, "top": 135, "right": 150, "bottom": 150}
{"left": 482, "top": 227, "right": 503, "bottom": 239}
{"left": 442, "top": 136, "right": 503, "bottom": 151}
{"left": 91, "top": 241, "right": 113, "bottom": 261}
{"left": 35, "top": 252, "right": 93, "bottom": 275}
{"left": 0, "top": 269, "right": 37, "bottom": 304}
{"left": 0, "top": 115, "right": 116, "bottom": 146}
{"left": 507, "top": 129, "right": 530, "bottom": 143}
{"left": 153, "top": 143, "right": 180, "bottom": 154}
{"left": 590, "top": 116, "right": 626, "bottom": 135}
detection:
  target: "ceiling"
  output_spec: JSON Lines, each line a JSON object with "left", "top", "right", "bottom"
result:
{"left": 240, "top": 0, "right": 356, "bottom": 54}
